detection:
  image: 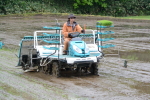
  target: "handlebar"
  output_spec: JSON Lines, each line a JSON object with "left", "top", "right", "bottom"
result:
{"left": 68, "top": 32, "right": 80, "bottom": 38}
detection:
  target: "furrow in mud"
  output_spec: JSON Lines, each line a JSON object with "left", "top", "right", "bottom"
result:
{"left": 99, "top": 57, "right": 150, "bottom": 83}
{"left": 0, "top": 70, "right": 70, "bottom": 100}
{"left": 0, "top": 15, "right": 150, "bottom": 100}
{"left": 0, "top": 50, "right": 83, "bottom": 100}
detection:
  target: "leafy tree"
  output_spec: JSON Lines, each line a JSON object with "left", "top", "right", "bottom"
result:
{"left": 73, "top": 0, "right": 107, "bottom": 8}
{"left": 0, "top": 0, "right": 150, "bottom": 16}
{"left": 73, "top": 0, "right": 107, "bottom": 14}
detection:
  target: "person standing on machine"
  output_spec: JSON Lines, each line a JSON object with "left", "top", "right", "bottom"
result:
{"left": 62, "top": 14, "right": 85, "bottom": 55}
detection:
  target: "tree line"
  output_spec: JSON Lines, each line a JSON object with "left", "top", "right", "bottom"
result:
{"left": 0, "top": 0, "right": 150, "bottom": 16}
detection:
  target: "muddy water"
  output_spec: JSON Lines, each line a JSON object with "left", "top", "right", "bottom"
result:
{"left": 105, "top": 49, "right": 150, "bottom": 62}
{"left": 0, "top": 15, "right": 150, "bottom": 100}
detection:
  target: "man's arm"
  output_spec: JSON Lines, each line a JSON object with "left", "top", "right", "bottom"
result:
{"left": 62, "top": 23, "right": 69, "bottom": 38}
{"left": 76, "top": 24, "right": 83, "bottom": 33}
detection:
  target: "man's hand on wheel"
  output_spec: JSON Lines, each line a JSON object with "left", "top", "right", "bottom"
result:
{"left": 68, "top": 33, "right": 73, "bottom": 38}
{"left": 68, "top": 32, "right": 80, "bottom": 38}
{"left": 81, "top": 29, "right": 85, "bottom": 33}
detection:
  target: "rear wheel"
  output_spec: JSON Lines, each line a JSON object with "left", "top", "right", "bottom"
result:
{"left": 21, "top": 55, "right": 29, "bottom": 70}
{"left": 90, "top": 63, "right": 98, "bottom": 75}
{"left": 52, "top": 62, "right": 60, "bottom": 77}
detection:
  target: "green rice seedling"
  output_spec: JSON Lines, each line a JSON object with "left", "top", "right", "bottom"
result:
{"left": 97, "top": 20, "right": 113, "bottom": 26}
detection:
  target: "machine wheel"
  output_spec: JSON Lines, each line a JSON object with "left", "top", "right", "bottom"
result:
{"left": 90, "top": 63, "right": 98, "bottom": 75}
{"left": 42, "top": 63, "right": 52, "bottom": 74}
{"left": 76, "top": 67, "right": 82, "bottom": 73}
{"left": 42, "top": 65, "right": 48, "bottom": 74}
{"left": 52, "top": 62, "right": 60, "bottom": 77}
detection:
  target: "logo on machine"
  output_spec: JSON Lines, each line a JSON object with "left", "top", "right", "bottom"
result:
{"left": 80, "top": 44, "right": 83, "bottom": 47}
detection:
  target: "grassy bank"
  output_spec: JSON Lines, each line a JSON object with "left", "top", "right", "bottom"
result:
{"left": 120, "top": 16, "right": 150, "bottom": 20}
{"left": 1, "top": 13, "right": 150, "bottom": 20}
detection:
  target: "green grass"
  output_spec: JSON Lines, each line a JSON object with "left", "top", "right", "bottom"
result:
{"left": 0, "top": 12, "right": 69, "bottom": 17}
{"left": 1, "top": 12, "right": 150, "bottom": 21}
{"left": 120, "top": 16, "right": 150, "bottom": 20}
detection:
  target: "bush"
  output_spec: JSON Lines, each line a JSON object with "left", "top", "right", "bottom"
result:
{"left": 0, "top": 0, "right": 150, "bottom": 17}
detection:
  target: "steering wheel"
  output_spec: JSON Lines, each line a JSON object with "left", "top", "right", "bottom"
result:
{"left": 68, "top": 32, "right": 80, "bottom": 38}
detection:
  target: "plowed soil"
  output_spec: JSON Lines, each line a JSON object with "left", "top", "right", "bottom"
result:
{"left": 0, "top": 14, "right": 150, "bottom": 100}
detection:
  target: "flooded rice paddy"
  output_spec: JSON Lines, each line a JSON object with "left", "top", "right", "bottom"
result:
{"left": 0, "top": 14, "right": 150, "bottom": 100}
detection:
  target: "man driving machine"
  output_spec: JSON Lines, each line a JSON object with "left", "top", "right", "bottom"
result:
{"left": 62, "top": 14, "right": 85, "bottom": 55}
